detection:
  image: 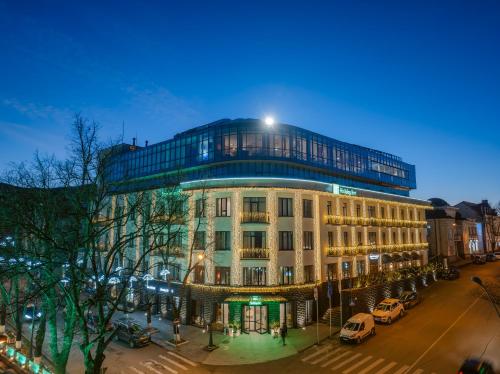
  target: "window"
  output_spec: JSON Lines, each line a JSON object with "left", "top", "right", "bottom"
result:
{"left": 382, "top": 232, "right": 387, "bottom": 245}
{"left": 368, "top": 232, "right": 377, "bottom": 245}
{"left": 391, "top": 208, "right": 395, "bottom": 219}
{"left": 401, "top": 209, "right": 405, "bottom": 220}
{"left": 168, "top": 263, "right": 180, "bottom": 281}
{"left": 380, "top": 207, "right": 385, "bottom": 219}
{"left": 279, "top": 231, "right": 294, "bottom": 250}
{"left": 357, "top": 232, "right": 362, "bottom": 246}
{"left": 216, "top": 197, "right": 231, "bottom": 217}
{"left": 357, "top": 260, "right": 366, "bottom": 276}
{"left": 278, "top": 198, "right": 294, "bottom": 217}
{"left": 303, "top": 231, "right": 313, "bottom": 250}
{"left": 303, "top": 199, "right": 313, "bottom": 218}
{"left": 328, "top": 232, "right": 335, "bottom": 247}
{"left": 304, "top": 265, "right": 314, "bottom": 283}
{"left": 243, "top": 231, "right": 266, "bottom": 248}
{"left": 215, "top": 267, "right": 230, "bottom": 285}
{"left": 195, "top": 198, "right": 206, "bottom": 218}
{"left": 342, "top": 203, "right": 348, "bottom": 216}
{"left": 392, "top": 231, "right": 397, "bottom": 244}
{"left": 356, "top": 205, "right": 361, "bottom": 217}
{"left": 342, "top": 261, "right": 352, "bottom": 279}
{"left": 280, "top": 266, "right": 294, "bottom": 285}
{"left": 243, "top": 267, "right": 266, "bottom": 285}
{"left": 368, "top": 206, "right": 376, "bottom": 218}
{"left": 343, "top": 231, "right": 349, "bottom": 246}
{"left": 215, "top": 231, "right": 230, "bottom": 250}
{"left": 326, "top": 263, "right": 338, "bottom": 280}
{"left": 194, "top": 265, "right": 205, "bottom": 284}
{"left": 243, "top": 197, "right": 266, "bottom": 212}
{"left": 193, "top": 231, "right": 205, "bottom": 250}
{"left": 327, "top": 201, "right": 333, "bottom": 215}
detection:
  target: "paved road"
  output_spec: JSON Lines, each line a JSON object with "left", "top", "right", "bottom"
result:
{"left": 65, "top": 261, "right": 499, "bottom": 373}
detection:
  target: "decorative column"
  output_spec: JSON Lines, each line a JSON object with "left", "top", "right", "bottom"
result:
{"left": 205, "top": 192, "right": 215, "bottom": 284}
{"left": 109, "top": 195, "right": 117, "bottom": 249}
{"left": 268, "top": 190, "right": 278, "bottom": 285}
{"left": 231, "top": 190, "right": 242, "bottom": 285}
{"left": 294, "top": 191, "right": 304, "bottom": 284}
{"left": 187, "top": 194, "right": 196, "bottom": 283}
{"left": 313, "top": 194, "right": 322, "bottom": 282}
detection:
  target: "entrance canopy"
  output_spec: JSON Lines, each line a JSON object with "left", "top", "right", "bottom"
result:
{"left": 224, "top": 295, "right": 287, "bottom": 303}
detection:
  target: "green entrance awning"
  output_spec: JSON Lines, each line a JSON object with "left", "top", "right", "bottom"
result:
{"left": 224, "top": 295, "right": 287, "bottom": 303}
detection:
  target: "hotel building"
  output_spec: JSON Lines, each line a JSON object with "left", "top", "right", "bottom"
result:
{"left": 105, "top": 118, "right": 431, "bottom": 332}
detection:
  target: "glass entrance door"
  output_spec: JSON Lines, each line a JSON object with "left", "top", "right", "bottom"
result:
{"left": 243, "top": 305, "right": 268, "bottom": 334}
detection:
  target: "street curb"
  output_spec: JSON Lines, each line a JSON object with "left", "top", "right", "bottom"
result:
{"left": 297, "top": 328, "right": 341, "bottom": 354}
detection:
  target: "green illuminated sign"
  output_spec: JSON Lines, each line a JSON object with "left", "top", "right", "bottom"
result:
{"left": 249, "top": 296, "right": 262, "bottom": 306}
{"left": 16, "top": 352, "right": 27, "bottom": 365}
{"left": 333, "top": 184, "right": 357, "bottom": 196}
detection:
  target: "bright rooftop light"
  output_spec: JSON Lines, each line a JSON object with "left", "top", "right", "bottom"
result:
{"left": 264, "top": 116, "right": 275, "bottom": 126}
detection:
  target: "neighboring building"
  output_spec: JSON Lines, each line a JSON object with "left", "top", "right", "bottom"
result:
{"left": 455, "top": 200, "right": 500, "bottom": 253}
{"left": 426, "top": 198, "right": 479, "bottom": 263}
{"left": 104, "top": 118, "right": 431, "bottom": 331}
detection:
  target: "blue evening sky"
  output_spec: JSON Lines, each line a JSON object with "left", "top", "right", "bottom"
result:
{"left": 0, "top": 0, "right": 499, "bottom": 205}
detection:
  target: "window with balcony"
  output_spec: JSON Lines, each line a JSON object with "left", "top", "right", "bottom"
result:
{"left": 243, "top": 267, "right": 267, "bottom": 285}
{"left": 357, "top": 232, "right": 363, "bottom": 246}
{"left": 391, "top": 208, "right": 396, "bottom": 219}
{"left": 368, "top": 206, "right": 376, "bottom": 218}
{"left": 328, "top": 231, "right": 335, "bottom": 247}
{"left": 327, "top": 201, "right": 333, "bottom": 215}
{"left": 356, "top": 204, "right": 361, "bottom": 217}
{"left": 343, "top": 231, "right": 349, "bottom": 246}
{"left": 242, "top": 197, "right": 268, "bottom": 223}
{"left": 342, "top": 203, "right": 348, "bottom": 216}
{"left": 368, "top": 232, "right": 377, "bottom": 245}
{"left": 215, "top": 267, "right": 230, "bottom": 285}
{"left": 193, "top": 231, "right": 205, "bottom": 251}
{"left": 215, "top": 231, "right": 230, "bottom": 250}
{"left": 392, "top": 231, "right": 397, "bottom": 244}
{"left": 279, "top": 231, "right": 294, "bottom": 250}
{"left": 326, "top": 263, "right": 338, "bottom": 280}
{"left": 303, "top": 231, "right": 313, "bottom": 250}
{"left": 304, "top": 265, "right": 314, "bottom": 283}
{"left": 278, "top": 198, "right": 294, "bottom": 217}
{"left": 303, "top": 199, "right": 313, "bottom": 218}
{"left": 280, "top": 266, "right": 294, "bottom": 285}
{"left": 381, "top": 207, "right": 385, "bottom": 218}
{"left": 243, "top": 231, "right": 266, "bottom": 248}
{"left": 194, "top": 265, "right": 205, "bottom": 284}
{"left": 216, "top": 197, "right": 231, "bottom": 217}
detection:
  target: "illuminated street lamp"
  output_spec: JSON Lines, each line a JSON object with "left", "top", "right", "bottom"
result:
{"left": 471, "top": 276, "right": 500, "bottom": 317}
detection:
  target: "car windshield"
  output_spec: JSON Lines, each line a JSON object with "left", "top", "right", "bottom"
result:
{"left": 129, "top": 324, "right": 143, "bottom": 334}
{"left": 376, "top": 304, "right": 390, "bottom": 311}
{"left": 343, "top": 322, "right": 360, "bottom": 331}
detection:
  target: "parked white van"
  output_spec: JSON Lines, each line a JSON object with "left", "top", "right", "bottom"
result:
{"left": 339, "top": 313, "right": 376, "bottom": 343}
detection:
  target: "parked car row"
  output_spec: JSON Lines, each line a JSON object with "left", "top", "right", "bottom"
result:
{"left": 340, "top": 291, "right": 422, "bottom": 344}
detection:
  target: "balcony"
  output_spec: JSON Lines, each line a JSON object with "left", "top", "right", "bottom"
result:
{"left": 151, "top": 246, "right": 185, "bottom": 258}
{"left": 325, "top": 215, "right": 427, "bottom": 228}
{"left": 326, "top": 243, "right": 428, "bottom": 257}
{"left": 241, "top": 211, "right": 270, "bottom": 224}
{"left": 151, "top": 214, "right": 185, "bottom": 225}
{"left": 240, "top": 248, "right": 270, "bottom": 260}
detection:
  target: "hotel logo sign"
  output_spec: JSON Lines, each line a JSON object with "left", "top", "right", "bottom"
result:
{"left": 332, "top": 184, "right": 357, "bottom": 196}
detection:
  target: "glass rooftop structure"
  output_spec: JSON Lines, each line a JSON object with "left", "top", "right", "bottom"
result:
{"left": 105, "top": 118, "right": 417, "bottom": 196}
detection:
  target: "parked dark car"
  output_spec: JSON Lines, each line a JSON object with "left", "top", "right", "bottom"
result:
{"left": 399, "top": 291, "right": 421, "bottom": 309}
{"left": 24, "top": 304, "right": 43, "bottom": 322}
{"left": 472, "top": 255, "right": 486, "bottom": 265}
{"left": 485, "top": 253, "right": 496, "bottom": 262}
{"left": 458, "top": 358, "right": 495, "bottom": 373}
{"left": 87, "top": 314, "right": 114, "bottom": 333}
{"left": 113, "top": 318, "right": 151, "bottom": 348}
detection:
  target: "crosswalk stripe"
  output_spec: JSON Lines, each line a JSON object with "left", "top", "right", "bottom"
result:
{"left": 373, "top": 361, "right": 398, "bottom": 374}
{"left": 311, "top": 347, "right": 342, "bottom": 364}
{"left": 412, "top": 370, "right": 424, "bottom": 374}
{"left": 302, "top": 345, "right": 331, "bottom": 362}
{"left": 167, "top": 351, "right": 197, "bottom": 367}
{"left": 342, "top": 355, "right": 373, "bottom": 373}
{"left": 151, "top": 359, "right": 178, "bottom": 374}
{"left": 331, "top": 353, "right": 362, "bottom": 370}
{"left": 159, "top": 355, "right": 188, "bottom": 370}
{"left": 129, "top": 368, "right": 145, "bottom": 374}
{"left": 357, "top": 358, "right": 385, "bottom": 374}
{"left": 393, "top": 365, "right": 410, "bottom": 374}
{"left": 321, "top": 350, "right": 351, "bottom": 367}
{"left": 140, "top": 362, "right": 165, "bottom": 374}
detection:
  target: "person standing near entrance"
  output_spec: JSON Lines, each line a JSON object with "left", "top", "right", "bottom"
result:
{"left": 280, "top": 324, "right": 288, "bottom": 346}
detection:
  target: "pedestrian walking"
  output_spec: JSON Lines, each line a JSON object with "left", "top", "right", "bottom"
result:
{"left": 280, "top": 324, "right": 288, "bottom": 346}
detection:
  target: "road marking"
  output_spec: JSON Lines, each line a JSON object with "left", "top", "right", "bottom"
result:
{"left": 129, "top": 368, "right": 145, "bottom": 374}
{"left": 405, "top": 296, "right": 481, "bottom": 373}
{"left": 331, "top": 353, "right": 362, "bottom": 370}
{"left": 159, "top": 355, "right": 188, "bottom": 370}
{"left": 342, "top": 355, "right": 373, "bottom": 373}
{"left": 311, "top": 347, "right": 341, "bottom": 364}
{"left": 302, "top": 345, "right": 331, "bottom": 361}
{"left": 358, "top": 358, "right": 386, "bottom": 374}
{"left": 412, "top": 370, "right": 423, "bottom": 374}
{"left": 373, "top": 361, "right": 398, "bottom": 374}
{"left": 167, "top": 351, "right": 197, "bottom": 367}
{"left": 320, "top": 350, "right": 351, "bottom": 367}
{"left": 393, "top": 365, "right": 410, "bottom": 374}
{"left": 150, "top": 359, "right": 178, "bottom": 374}
{"left": 139, "top": 362, "right": 165, "bottom": 374}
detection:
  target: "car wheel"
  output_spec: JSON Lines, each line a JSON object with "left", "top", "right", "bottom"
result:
{"left": 371, "top": 328, "right": 375, "bottom": 336}
{"left": 387, "top": 317, "right": 392, "bottom": 324}
{"left": 129, "top": 339, "right": 135, "bottom": 348}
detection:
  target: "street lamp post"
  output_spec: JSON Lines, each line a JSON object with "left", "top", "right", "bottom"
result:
{"left": 471, "top": 276, "right": 500, "bottom": 318}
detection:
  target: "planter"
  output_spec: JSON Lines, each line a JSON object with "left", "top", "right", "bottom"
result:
{"left": 236, "top": 329, "right": 241, "bottom": 337}
{"left": 228, "top": 328, "right": 233, "bottom": 337}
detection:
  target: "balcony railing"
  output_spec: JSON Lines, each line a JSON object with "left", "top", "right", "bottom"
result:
{"left": 325, "top": 215, "right": 427, "bottom": 228}
{"left": 240, "top": 248, "right": 270, "bottom": 259}
{"left": 241, "top": 211, "right": 270, "bottom": 224}
{"left": 151, "top": 214, "right": 185, "bottom": 225}
{"left": 151, "top": 246, "right": 185, "bottom": 258}
{"left": 326, "top": 242, "right": 429, "bottom": 257}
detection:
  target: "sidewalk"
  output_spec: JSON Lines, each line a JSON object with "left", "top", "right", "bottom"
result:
{"left": 116, "top": 311, "right": 338, "bottom": 365}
